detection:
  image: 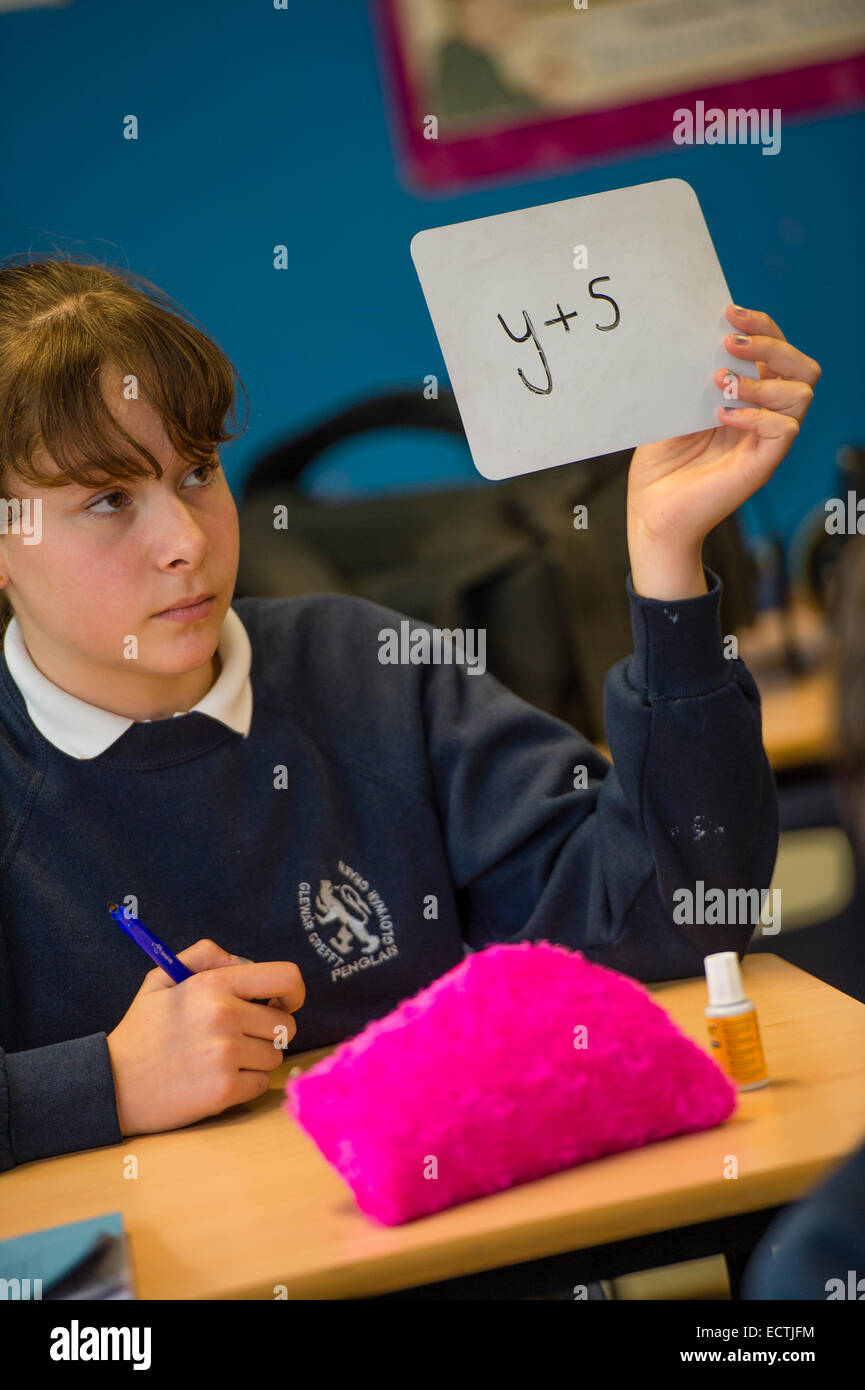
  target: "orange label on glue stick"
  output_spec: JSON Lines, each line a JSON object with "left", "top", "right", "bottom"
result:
{"left": 707, "top": 1010, "right": 768, "bottom": 1088}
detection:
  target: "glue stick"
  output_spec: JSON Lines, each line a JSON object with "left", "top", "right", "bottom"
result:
{"left": 703, "top": 951, "right": 768, "bottom": 1090}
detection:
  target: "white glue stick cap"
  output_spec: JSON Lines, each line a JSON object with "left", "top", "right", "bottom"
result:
{"left": 704, "top": 951, "right": 745, "bottom": 1007}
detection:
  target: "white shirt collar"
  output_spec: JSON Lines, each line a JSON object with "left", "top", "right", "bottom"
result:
{"left": 2, "top": 606, "right": 253, "bottom": 759}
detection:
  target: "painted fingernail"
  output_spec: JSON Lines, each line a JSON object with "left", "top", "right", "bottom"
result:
{"left": 732, "top": 334, "right": 750, "bottom": 345}
{"left": 732, "top": 305, "right": 747, "bottom": 315}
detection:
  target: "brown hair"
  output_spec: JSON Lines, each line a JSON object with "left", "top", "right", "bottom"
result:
{"left": 0, "top": 253, "right": 249, "bottom": 638}
{"left": 832, "top": 534, "right": 865, "bottom": 868}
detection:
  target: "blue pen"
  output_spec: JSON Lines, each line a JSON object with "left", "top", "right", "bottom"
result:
{"left": 106, "top": 902, "right": 282, "bottom": 1012}
{"left": 107, "top": 902, "right": 192, "bottom": 982}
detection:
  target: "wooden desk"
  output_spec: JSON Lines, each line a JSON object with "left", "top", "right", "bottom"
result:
{"left": 756, "top": 667, "right": 838, "bottom": 771}
{"left": 733, "top": 598, "right": 838, "bottom": 771}
{"left": 1, "top": 954, "right": 863, "bottom": 1300}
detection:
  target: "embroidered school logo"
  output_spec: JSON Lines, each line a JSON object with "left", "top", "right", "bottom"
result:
{"left": 298, "top": 862, "right": 398, "bottom": 982}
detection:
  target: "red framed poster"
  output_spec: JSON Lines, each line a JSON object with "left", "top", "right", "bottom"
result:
{"left": 372, "top": 0, "right": 865, "bottom": 192}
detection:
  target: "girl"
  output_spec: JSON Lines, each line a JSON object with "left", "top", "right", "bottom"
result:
{"left": 0, "top": 256, "right": 820, "bottom": 1168}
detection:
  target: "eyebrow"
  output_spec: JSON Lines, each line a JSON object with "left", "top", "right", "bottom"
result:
{"left": 74, "top": 454, "right": 207, "bottom": 494}
{"left": 61, "top": 474, "right": 136, "bottom": 500}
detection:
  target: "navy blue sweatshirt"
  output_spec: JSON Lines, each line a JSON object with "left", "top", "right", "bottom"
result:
{"left": 0, "top": 566, "right": 778, "bottom": 1171}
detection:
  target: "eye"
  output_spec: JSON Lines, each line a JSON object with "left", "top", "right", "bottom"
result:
{"left": 184, "top": 459, "right": 220, "bottom": 489}
{"left": 85, "top": 487, "right": 130, "bottom": 515}
{"left": 84, "top": 459, "right": 219, "bottom": 515}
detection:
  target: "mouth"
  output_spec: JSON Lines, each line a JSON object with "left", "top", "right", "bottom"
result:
{"left": 154, "top": 593, "right": 216, "bottom": 622}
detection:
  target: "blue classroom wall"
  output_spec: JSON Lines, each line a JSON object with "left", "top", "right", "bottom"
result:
{"left": 1, "top": 0, "right": 863, "bottom": 555}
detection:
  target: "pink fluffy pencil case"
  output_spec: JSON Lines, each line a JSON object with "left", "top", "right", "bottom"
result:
{"left": 284, "top": 941, "right": 736, "bottom": 1225}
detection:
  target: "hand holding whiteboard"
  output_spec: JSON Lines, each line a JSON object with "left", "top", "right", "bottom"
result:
{"left": 410, "top": 178, "right": 758, "bottom": 480}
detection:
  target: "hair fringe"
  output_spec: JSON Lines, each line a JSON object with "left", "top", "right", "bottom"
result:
{"left": 0, "top": 251, "right": 249, "bottom": 491}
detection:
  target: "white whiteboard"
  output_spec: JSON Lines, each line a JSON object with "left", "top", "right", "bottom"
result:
{"left": 410, "top": 178, "right": 758, "bottom": 480}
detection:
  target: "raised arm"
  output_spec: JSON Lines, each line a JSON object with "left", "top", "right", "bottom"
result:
{"left": 419, "top": 564, "right": 777, "bottom": 980}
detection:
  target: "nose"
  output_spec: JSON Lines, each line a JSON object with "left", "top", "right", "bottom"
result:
{"left": 151, "top": 490, "right": 210, "bottom": 571}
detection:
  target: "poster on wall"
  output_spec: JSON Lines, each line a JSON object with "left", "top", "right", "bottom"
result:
{"left": 373, "top": 0, "right": 865, "bottom": 192}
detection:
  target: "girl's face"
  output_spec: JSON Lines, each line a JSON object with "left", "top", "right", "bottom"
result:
{"left": 0, "top": 362, "right": 240, "bottom": 718}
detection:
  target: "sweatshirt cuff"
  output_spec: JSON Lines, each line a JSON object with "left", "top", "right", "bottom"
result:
{"left": 624, "top": 565, "right": 731, "bottom": 700}
{"left": 5, "top": 1033, "right": 123, "bottom": 1166}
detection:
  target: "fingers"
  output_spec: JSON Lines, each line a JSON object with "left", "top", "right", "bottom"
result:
{"left": 715, "top": 368, "right": 815, "bottom": 423}
{"left": 142, "top": 938, "right": 247, "bottom": 992}
{"left": 714, "top": 402, "right": 801, "bottom": 487}
{"left": 725, "top": 303, "right": 788, "bottom": 343}
{"left": 724, "top": 306, "right": 822, "bottom": 386}
{"left": 234, "top": 1034, "right": 293, "bottom": 1071}
{"left": 237, "top": 999, "right": 298, "bottom": 1047}
{"left": 218, "top": 960, "right": 306, "bottom": 1013}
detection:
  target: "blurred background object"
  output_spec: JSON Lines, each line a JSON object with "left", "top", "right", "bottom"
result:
{"left": 374, "top": 0, "right": 865, "bottom": 191}
{"left": 237, "top": 387, "right": 756, "bottom": 742}
{"left": 788, "top": 443, "right": 865, "bottom": 616}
